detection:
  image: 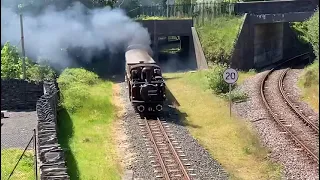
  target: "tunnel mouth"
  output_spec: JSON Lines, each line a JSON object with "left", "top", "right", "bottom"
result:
{"left": 154, "top": 35, "right": 197, "bottom": 73}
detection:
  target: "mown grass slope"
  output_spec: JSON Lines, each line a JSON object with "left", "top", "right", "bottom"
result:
{"left": 196, "top": 15, "right": 244, "bottom": 65}
{"left": 164, "top": 71, "right": 282, "bottom": 180}
{"left": 57, "top": 68, "right": 121, "bottom": 180}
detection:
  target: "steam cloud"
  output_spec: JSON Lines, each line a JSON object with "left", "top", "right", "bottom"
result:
{"left": 1, "top": 2, "right": 151, "bottom": 70}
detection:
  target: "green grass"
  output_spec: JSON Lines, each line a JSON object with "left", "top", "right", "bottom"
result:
{"left": 135, "top": 15, "right": 192, "bottom": 20}
{"left": 1, "top": 149, "right": 34, "bottom": 180}
{"left": 196, "top": 15, "right": 244, "bottom": 64}
{"left": 298, "top": 60, "right": 319, "bottom": 112}
{"left": 57, "top": 68, "right": 121, "bottom": 180}
{"left": 164, "top": 71, "right": 282, "bottom": 180}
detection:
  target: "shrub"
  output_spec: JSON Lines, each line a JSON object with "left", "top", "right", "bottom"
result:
{"left": 206, "top": 63, "right": 231, "bottom": 94}
{"left": 222, "top": 89, "right": 249, "bottom": 102}
{"left": 62, "top": 84, "right": 90, "bottom": 113}
{"left": 291, "top": 10, "right": 319, "bottom": 60}
{"left": 57, "top": 68, "right": 99, "bottom": 91}
{"left": 57, "top": 68, "right": 101, "bottom": 113}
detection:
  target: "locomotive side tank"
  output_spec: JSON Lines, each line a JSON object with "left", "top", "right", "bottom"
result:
{"left": 125, "top": 46, "right": 166, "bottom": 113}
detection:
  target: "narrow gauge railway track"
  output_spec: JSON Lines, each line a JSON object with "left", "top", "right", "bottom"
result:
{"left": 279, "top": 68, "right": 319, "bottom": 134}
{"left": 138, "top": 114, "right": 195, "bottom": 180}
{"left": 260, "top": 53, "right": 319, "bottom": 164}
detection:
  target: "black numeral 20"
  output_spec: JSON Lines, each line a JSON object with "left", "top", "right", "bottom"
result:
{"left": 226, "top": 72, "right": 236, "bottom": 80}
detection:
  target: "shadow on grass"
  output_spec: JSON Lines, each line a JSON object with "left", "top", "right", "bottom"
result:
{"left": 162, "top": 87, "right": 202, "bottom": 129}
{"left": 57, "top": 108, "right": 79, "bottom": 180}
{"left": 163, "top": 76, "right": 182, "bottom": 81}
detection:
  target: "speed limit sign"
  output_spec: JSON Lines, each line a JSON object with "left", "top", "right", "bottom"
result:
{"left": 223, "top": 68, "right": 238, "bottom": 118}
{"left": 223, "top": 68, "right": 238, "bottom": 84}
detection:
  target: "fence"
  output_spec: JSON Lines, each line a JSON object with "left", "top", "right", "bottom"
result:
{"left": 125, "top": 2, "right": 235, "bottom": 25}
{"left": 1, "top": 129, "right": 38, "bottom": 180}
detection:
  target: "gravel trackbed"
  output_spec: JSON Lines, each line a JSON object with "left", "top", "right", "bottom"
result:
{"left": 117, "top": 82, "right": 229, "bottom": 180}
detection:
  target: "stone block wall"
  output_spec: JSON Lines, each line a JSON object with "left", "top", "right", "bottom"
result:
{"left": 1, "top": 79, "right": 44, "bottom": 110}
{"left": 36, "top": 81, "right": 70, "bottom": 179}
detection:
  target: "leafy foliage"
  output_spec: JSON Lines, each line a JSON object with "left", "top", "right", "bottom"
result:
{"left": 222, "top": 88, "right": 248, "bottom": 102}
{"left": 57, "top": 68, "right": 99, "bottom": 90}
{"left": 295, "top": 10, "right": 319, "bottom": 111}
{"left": 206, "top": 63, "right": 231, "bottom": 94}
{"left": 197, "top": 15, "right": 244, "bottom": 64}
{"left": 57, "top": 68, "right": 100, "bottom": 113}
{"left": 1, "top": 42, "right": 56, "bottom": 81}
{"left": 291, "top": 10, "right": 319, "bottom": 60}
{"left": 1, "top": 42, "right": 23, "bottom": 79}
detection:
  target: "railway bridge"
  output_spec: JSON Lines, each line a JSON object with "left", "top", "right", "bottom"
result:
{"left": 137, "top": 19, "right": 201, "bottom": 72}
{"left": 231, "top": 0, "right": 318, "bottom": 70}
{"left": 137, "top": 0, "right": 318, "bottom": 71}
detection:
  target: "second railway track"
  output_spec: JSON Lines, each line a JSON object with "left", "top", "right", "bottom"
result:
{"left": 279, "top": 68, "right": 319, "bottom": 134}
{"left": 260, "top": 53, "right": 319, "bottom": 164}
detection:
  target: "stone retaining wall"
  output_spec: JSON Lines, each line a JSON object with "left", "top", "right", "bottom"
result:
{"left": 1, "top": 79, "right": 43, "bottom": 110}
{"left": 36, "top": 81, "right": 70, "bottom": 179}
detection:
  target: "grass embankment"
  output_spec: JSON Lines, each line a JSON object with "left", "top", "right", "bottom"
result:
{"left": 164, "top": 71, "right": 282, "bottom": 180}
{"left": 1, "top": 149, "right": 34, "bottom": 180}
{"left": 196, "top": 15, "right": 244, "bottom": 65}
{"left": 298, "top": 60, "right": 319, "bottom": 112}
{"left": 292, "top": 10, "right": 319, "bottom": 112}
{"left": 57, "top": 68, "right": 121, "bottom": 180}
{"left": 135, "top": 15, "right": 192, "bottom": 20}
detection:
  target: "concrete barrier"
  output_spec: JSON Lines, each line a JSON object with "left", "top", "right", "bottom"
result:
{"left": 191, "top": 27, "right": 208, "bottom": 70}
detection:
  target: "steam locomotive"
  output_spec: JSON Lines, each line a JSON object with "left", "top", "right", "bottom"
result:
{"left": 125, "top": 45, "right": 166, "bottom": 113}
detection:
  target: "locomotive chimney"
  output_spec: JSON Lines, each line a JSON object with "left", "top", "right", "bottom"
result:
{"left": 142, "top": 67, "right": 152, "bottom": 83}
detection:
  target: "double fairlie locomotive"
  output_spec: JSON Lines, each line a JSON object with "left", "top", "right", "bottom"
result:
{"left": 125, "top": 45, "right": 166, "bottom": 113}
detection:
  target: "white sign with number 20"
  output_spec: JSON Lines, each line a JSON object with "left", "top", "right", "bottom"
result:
{"left": 223, "top": 68, "right": 238, "bottom": 84}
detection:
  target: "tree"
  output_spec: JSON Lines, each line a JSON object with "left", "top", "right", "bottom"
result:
{"left": 1, "top": 42, "right": 56, "bottom": 81}
{"left": 1, "top": 42, "right": 23, "bottom": 79}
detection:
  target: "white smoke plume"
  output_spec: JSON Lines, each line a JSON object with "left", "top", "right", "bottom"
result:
{"left": 1, "top": 2, "right": 151, "bottom": 70}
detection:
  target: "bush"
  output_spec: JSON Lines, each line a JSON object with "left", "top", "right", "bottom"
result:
{"left": 206, "top": 63, "right": 231, "bottom": 94}
{"left": 57, "top": 68, "right": 101, "bottom": 113}
{"left": 291, "top": 10, "right": 319, "bottom": 60}
{"left": 57, "top": 68, "right": 99, "bottom": 91}
{"left": 197, "top": 15, "right": 244, "bottom": 64}
{"left": 62, "top": 84, "right": 90, "bottom": 113}
{"left": 222, "top": 89, "right": 248, "bottom": 102}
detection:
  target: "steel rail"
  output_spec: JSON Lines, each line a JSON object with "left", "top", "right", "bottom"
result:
{"left": 144, "top": 117, "right": 171, "bottom": 180}
{"left": 260, "top": 54, "right": 319, "bottom": 164}
{"left": 279, "top": 68, "right": 319, "bottom": 134}
{"left": 156, "top": 117, "right": 191, "bottom": 180}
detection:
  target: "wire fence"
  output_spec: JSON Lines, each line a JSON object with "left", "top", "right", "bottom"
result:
{"left": 125, "top": 2, "right": 236, "bottom": 25}
{"left": 1, "top": 129, "right": 38, "bottom": 180}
